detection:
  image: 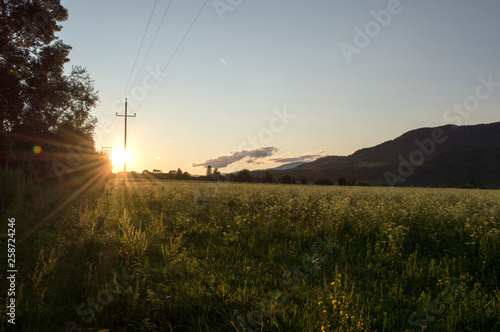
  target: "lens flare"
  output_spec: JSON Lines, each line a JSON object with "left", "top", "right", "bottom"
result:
{"left": 32, "top": 145, "right": 42, "bottom": 154}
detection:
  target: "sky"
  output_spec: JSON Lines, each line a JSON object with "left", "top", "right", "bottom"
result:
{"left": 56, "top": 0, "right": 500, "bottom": 175}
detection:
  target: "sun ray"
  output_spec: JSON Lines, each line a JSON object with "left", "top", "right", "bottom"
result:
{"left": 18, "top": 162, "right": 110, "bottom": 244}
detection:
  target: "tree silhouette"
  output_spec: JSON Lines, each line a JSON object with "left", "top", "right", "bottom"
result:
{"left": 263, "top": 171, "right": 273, "bottom": 183}
{"left": 235, "top": 169, "right": 253, "bottom": 182}
{"left": 281, "top": 175, "right": 293, "bottom": 184}
{"left": 338, "top": 177, "right": 347, "bottom": 186}
{"left": 315, "top": 179, "right": 333, "bottom": 185}
{"left": 465, "top": 179, "right": 477, "bottom": 189}
{"left": 0, "top": 0, "right": 105, "bottom": 180}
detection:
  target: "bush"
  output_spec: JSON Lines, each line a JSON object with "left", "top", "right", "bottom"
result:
{"left": 338, "top": 177, "right": 347, "bottom": 186}
{"left": 315, "top": 179, "right": 333, "bottom": 185}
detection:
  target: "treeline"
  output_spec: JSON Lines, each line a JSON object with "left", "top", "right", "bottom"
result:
{"left": 129, "top": 168, "right": 483, "bottom": 191}
{"left": 135, "top": 167, "right": 373, "bottom": 186}
{"left": 139, "top": 169, "right": 193, "bottom": 181}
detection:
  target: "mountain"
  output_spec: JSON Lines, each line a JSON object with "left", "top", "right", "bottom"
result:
{"left": 293, "top": 155, "right": 347, "bottom": 170}
{"left": 252, "top": 122, "right": 500, "bottom": 188}
{"left": 270, "top": 162, "right": 306, "bottom": 171}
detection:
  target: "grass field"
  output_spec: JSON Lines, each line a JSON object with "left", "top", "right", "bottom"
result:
{"left": 1, "top": 177, "right": 500, "bottom": 331}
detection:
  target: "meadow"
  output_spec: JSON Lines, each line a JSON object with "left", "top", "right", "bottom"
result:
{"left": 1, "top": 176, "right": 499, "bottom": 331}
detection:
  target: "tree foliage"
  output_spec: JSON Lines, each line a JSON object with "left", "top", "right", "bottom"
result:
{"left": 263, "top": 171, "right": 273, "bottom": 183}
{"left": 315, "top": 178, "right": 333, "bottom": 185}
{"left": 281, "top": 175, "right": 293, "bottom": 184}
{"left": 234, "top": 169, "right": 253, "bottom": 183}
{"left": 0, "top": 0, "right": 107, "bottom": 181}
{"left": 338, "top": 177, "right": 347, "bottom": 186}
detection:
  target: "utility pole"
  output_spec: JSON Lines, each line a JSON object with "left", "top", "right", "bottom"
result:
{"left": 116, "top": 98, "right": 136, "bottom": 173}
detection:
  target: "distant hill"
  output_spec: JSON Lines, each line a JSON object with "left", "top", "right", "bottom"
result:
{"left": 252, "top": 122, "right": 500, "bottom": 188}
{"left": 269, "top": 161, "right": 306, "bottom": 171}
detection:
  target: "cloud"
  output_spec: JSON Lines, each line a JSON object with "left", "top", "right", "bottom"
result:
{"left": 193, "top": 147, "right": 278, "bottom": 168}
{"left": 270, "top": 151, "right": 327, "bottom": 164}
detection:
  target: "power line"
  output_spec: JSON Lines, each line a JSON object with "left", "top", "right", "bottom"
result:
{"left": 136, "top": 0, "right": 209, "bottom": 113}
{"left": 122, "top": 0, "right": 159, "bottom": 98}
{"left": 126, "top": 0, "right": 173, "bottom": 98}
{"left": 116, "top": 98, "right": 136, "bottom": 173}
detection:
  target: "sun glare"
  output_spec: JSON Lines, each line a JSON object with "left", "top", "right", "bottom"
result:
{"left": 112, "top": 149, "right": 131, "bottom": 169}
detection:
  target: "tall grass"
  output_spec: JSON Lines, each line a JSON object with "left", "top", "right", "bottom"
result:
{"left": 0, "top": 166, "right": 41, "bottom": 217}
{"left": 1, "top": 180, "right": 499, "bottom": 331}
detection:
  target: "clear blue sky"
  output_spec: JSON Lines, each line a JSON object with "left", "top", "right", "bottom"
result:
{"left": 56, "top": 0, "right": 500, "bottom": 174}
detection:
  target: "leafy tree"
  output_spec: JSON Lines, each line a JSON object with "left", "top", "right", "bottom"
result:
{"left": 338, "top": 177, "right": 347, "bottom": 186}
{"left": 300, "top": 175, "right": 308, "bottom": 185}
{"left": 1, "top": 0, "right": 68, "bottom": 137}
{"left": 235, "top": 169, "right": 253, "bottom": 183}
{"left": 281, "top": 175, "right": 293, "bottom": 184}
{"left": 206, "top": 165, "right": 212, "bottom": 177}
{"left": 315, "top": 179, "right": 333, "bottom": 185}
{"left": 465, "top": 179, "right": 477, "bottom": 189}
{"left": 263, "top": 171, "right": 273, "bottom": 183}
{"left": 0, "top": 0, "right": 104, "bottom": 180}
{"left": 211, "top": 168, "right": 223, "bottom": 181}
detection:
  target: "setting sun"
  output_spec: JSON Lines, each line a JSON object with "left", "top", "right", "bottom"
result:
{"left": 112, "top": 148, "right": 131, "bottom": 170}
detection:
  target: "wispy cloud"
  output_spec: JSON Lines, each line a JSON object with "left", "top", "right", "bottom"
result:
{"left": 193, "top": 147, "right": 278, "bottom": 168}
{"left": 270, "top": 151, "right": 326, "bottom": 164}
